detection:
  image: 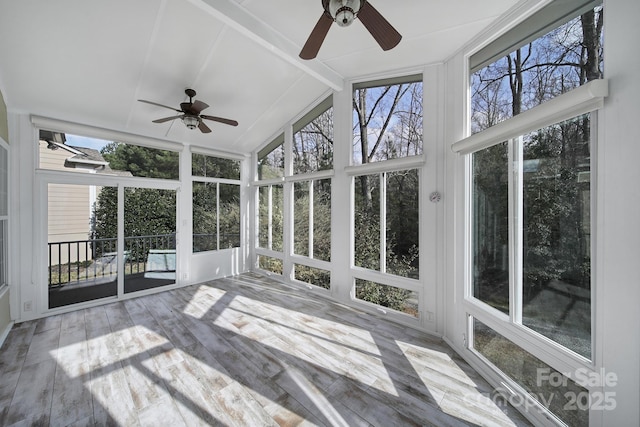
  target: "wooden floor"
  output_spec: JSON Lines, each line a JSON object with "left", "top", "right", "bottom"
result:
{"left": 0, "top": 273, "right": 531, "bottom": 426}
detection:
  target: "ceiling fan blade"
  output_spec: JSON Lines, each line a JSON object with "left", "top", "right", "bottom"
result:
{"left": 357, "top": 2, "right": 402, "bottom": 51}
{"left": 198, "top": 120, "right": 212, "bottom": 133}
{"left": 152, "top": 115, "right": 183, "bottom": 123}
{"left": 201, "top": 115, "right": 239, "bottom": 127}
{"left": 190, "top": 100, "right": 209, "bottom": 114}
{"left": 138, "top": 99, "right": 181, "bottom": 112}
{"left": 300, "top": 13, "right": 333, "bottom": 60}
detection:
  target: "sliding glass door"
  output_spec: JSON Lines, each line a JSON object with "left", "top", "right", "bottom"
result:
{"left": 48, "top": 183, "right": 118, "bottom": 308}
{"left": 123, "top": 187, "right": 176, "bottom": 293}
{"left": 47, "top": 183, "right": 178, "bottom": 308}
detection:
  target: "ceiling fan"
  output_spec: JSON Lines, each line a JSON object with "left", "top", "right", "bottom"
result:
{"left": 300, "top": 0, "right": 402, "bottom": 60}
{"left": 138, "top": 89, "right": 238, "bottom": 134}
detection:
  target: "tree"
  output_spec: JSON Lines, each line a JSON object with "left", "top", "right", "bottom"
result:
{"left": 101, "top": 142, "right": 179, "bottom": 179}
{"left": 293, "top": 108, "right": 334, "bottom": 173}
{"left": 91, "top": 143, "right": 179, "bottom": 260}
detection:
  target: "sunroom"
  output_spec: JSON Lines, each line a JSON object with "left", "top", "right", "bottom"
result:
{"left": 0, "top": 0, "right": 638, "bottom": 426}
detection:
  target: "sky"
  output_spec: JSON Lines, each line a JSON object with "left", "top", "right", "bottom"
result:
{"left": 65, "top": 134, "right": 110, "bottom": 151}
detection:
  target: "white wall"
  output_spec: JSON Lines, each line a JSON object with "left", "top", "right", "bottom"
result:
{"left": 595, "top": 0, "right": 640, "bottom": 424}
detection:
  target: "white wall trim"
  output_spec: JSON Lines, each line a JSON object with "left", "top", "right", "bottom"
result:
{"left": 31, "top": 115, "right": 182, "bottom": 152}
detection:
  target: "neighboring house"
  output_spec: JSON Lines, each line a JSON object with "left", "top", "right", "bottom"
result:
{"left": 39, "top": 130, "right": 129, "bottom": 266}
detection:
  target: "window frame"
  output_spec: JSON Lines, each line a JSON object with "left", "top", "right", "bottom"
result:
{"left": 347, "top": 158, "right": 423, "bottom": 323}
{"left": 191, "top": 152, "right": 242, "bottom": 254}
{"left": 459, "top": 72, "right": 607, "bottom": 425}
{"left": 352, "top": 74, "right": 424, "bottom": 165}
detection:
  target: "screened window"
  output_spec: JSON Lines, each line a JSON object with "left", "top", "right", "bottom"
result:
{"left": 353, "top": 75, "right": 423, "bottom": 164}
{"left": 294, "top": 264, "right": 330, "bottom": 290}
{"left": 192, "top": 153, "right": 240, "bottom": 180}
{"left": 258, "top": 184, "right": 283, "bottom": 252}
{"left": 38, "top": 131, "right": 180, "bottom": 179}
{"left": 354, "top": 170, "right": 419, "bottom": 279}
{"left": 470, "top": 2, "right": 603, "bottom": 133}
{"left": 355, "top": 279, "right": 418, "bottom": 318}
{"left": 293, "top": 97, "right": 333, "bottom": 174}
{"left": 258, "top": 134, "right": 285, "bottom": 180}
{"left": 192, "top": 153, "right": 241, "bottom": 253}
{"left": 293, "top": 179, "right": 331, "bottom": 261}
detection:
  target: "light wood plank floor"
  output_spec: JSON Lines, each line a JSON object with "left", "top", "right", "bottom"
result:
{"left": 0, "top": 273, "right": 531, "bottom": 426}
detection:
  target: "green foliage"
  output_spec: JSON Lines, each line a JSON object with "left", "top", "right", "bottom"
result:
{"left": 102, "top": 142, "right": 179, "bottom": 179}
{"left": 192, "top": 153, "right": 240, "bottom": 179}
{"left": 259, "top": 256, "right": 282, "bottom": 275}
{"left": 355, "top": 279, "right": 416, "bottom": 315}
{"left": 92, "top": 142, "right": 179, "bottom": 261}
{"left": 295, "top": 265, "right": 330, "bottom": 289}
{"left": 258, "top": 185, "right": 284, "bottom": 250}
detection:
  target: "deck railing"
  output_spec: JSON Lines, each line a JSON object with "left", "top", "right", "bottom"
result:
{"left": 48, "top": 234, "right": 176, "bottom": 287}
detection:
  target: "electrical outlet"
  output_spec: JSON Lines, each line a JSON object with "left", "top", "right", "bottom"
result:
{"left": 23, "top": 301, "right": 33, "bottom": 312}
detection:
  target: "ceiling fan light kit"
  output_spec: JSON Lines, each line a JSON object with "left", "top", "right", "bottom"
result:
{"left": 299, "top": 0, "right": 402, "bottom": 60}
{"left": 182, "top": 115, "right": 199, "bottom": 130}
{"left": 329, "top": 0, "right": 360, "bottom": 27}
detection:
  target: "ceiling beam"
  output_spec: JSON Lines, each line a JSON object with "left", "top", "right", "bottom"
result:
{"left": 188, "top": 0, "right": 344, "bottom": 91}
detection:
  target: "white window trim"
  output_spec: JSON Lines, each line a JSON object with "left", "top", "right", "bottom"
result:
{"left": 452, "top": 79, "right": 608, "bottom": 155}
{"left": 32, "top": 115, "right": 182, "bottom": 152}
{"left": 345, "top": 154, "right": 426, "bottom": 176}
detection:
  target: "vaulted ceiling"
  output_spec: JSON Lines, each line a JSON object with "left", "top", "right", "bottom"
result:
{"left": 0, "top": 0, "right": 517, "bottom": 153}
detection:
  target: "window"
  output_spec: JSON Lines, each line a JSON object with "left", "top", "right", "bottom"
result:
{"left": 355, "top": 279, "right": 418, "bottom": 318}
{"left": 472, "top": 318, "right": 589, "bottom": 426}
{"left": 294, "top": 264, "right": 330, "bottom": 290}
{"left": 471, "top": 114, "right": 592, "bottom": 359}
{"left": 38, "top": 131, "right": 180, "bottom": 179}
{"left": 293, "top": 97, "right": 333, "bottom": 174}
{"left": 354, "top": 170, "right": 419, "bottom": 278}
{"left": 293, "top": 179, "right": 331, "bottom": 261}
{"left": 353, "top": 75, "right": 423, "bottom": 164}
{"left": 470, "top": 2, "right": 603, "bottom": 133}
{"left": 192, "top": 153, "right": 240, "bottom": 180}
{"left": 258, "top": 184, "right": 283, "bottom": 252}
{"left": 192, "top": 153, "right": 241, "bottom": 253}
{"left": 460, "top": 5, "right": 608, "bottom": 418}
{"left": 472, "top": 142, "right": 509, "bottom": 314}
{"left": 258, "top": 134, "right": 284, "bottom": 180}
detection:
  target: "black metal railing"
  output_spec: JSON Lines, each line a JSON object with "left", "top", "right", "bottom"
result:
{"left": 48, "top": 234, "right": 176, "bottom": 287}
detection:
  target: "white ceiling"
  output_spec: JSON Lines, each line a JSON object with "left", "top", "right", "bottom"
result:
{"left": 0, "top": 0, "right": 517, "bottom": 154}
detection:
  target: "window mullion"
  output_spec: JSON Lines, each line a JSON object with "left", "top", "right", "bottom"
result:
{"left": 268, "top": 185, "right": 273, "bottom": 250}
{"left": 308, "top": 180, "right": 314, "bottom": 258}
{"left": 216, "top": 183, "right": 220, "bottom": 251}
{"left": 509, "top": 137, "right": 524, "bottom": 324}
{"left": 380, "top": 173, "right": 387, "bottom": 274}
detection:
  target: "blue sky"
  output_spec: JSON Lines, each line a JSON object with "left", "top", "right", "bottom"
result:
{"left": 65, "top": 134, "right": 109, "bottom": 151}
